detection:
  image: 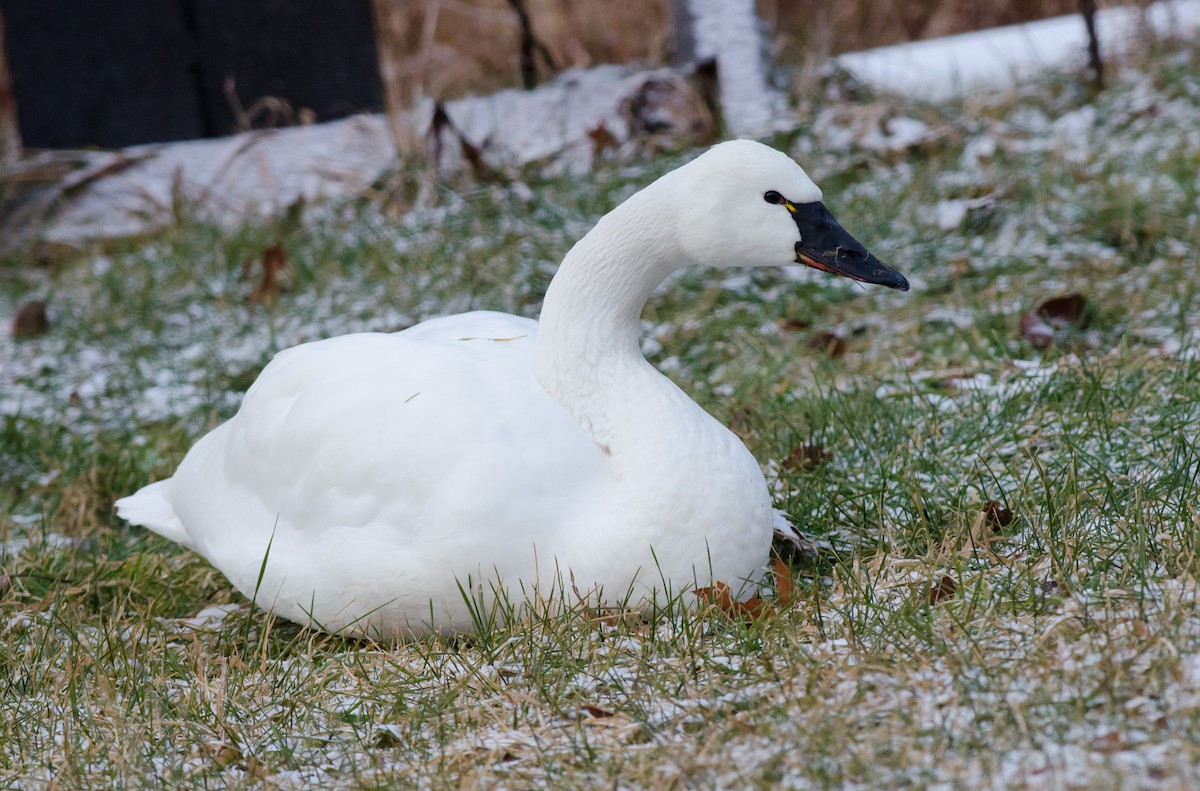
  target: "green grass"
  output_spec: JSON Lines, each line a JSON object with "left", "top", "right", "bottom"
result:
{"left": 2, "top": 44, "right": 1200, "bottom": 787}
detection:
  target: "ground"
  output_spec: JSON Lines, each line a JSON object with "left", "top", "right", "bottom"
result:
{"left": 1, "top": 40, "right": 1199, "bottom": 789}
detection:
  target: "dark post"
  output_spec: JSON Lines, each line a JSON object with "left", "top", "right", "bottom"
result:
{"left": 1080, "top": 0, "right": 1104, "bottom": 90}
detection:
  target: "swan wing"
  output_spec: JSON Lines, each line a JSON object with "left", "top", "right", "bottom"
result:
{"left": 117, "top": 312, "right": 610, "bottom": 632}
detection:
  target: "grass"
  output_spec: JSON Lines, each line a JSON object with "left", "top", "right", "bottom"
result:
{"left": 2, "top": 42, "right": 1200, "bottom": 788}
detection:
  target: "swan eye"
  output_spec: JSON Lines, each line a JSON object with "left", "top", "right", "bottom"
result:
{"left": 764, "top": 190, "right": 784, "bottom": 205}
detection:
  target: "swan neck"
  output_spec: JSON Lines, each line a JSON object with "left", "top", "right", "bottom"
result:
{"left": 537, "top": 186, "right": 679, "bottom": 372}
{"left": 535, "top": 180, "right": 689, "bottom": 447}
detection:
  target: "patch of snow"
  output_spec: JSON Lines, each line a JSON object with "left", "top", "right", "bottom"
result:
{"left": 813, "top": 108, "right": 943, "bottom": 154}
{"left": 934, "top": 194, "right": 996, "bottom": 230}
{"left": 835, "top": 0, "right": 1200, "bottom": 101}
{"left": 1, "top": 532, "right": 78, "bottom": 558}
{"left": 860, "top": 116, "right": 931, "bottom": 152}
{"left": 173, "top": 603, "right": 243, "bottom": 633}
{"left": 960, "top": 134, "right": 998, "bottom": 169}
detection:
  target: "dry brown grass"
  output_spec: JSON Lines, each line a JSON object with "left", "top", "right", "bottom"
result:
{"left": 377, "top": 0, "right": 1096, "bottom": 106}
{"left": 375, "top": 0, "right": 670, "bottom": 106}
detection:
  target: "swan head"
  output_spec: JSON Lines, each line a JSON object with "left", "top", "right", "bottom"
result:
{"left": 676, "top": 140, "right": 909, "bottom": 291}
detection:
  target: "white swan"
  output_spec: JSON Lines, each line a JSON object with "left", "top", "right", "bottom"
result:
{"left": 116, "top": 140, "right": 908, "bottom": 640}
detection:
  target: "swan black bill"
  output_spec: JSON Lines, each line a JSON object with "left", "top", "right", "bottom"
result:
{"left": 791, "top": 202, "right": 909, "bottom": 292}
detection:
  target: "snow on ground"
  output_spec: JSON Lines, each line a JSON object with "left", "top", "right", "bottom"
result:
{"left": 835, "top": 0, "right": 1200, "bottom": 101}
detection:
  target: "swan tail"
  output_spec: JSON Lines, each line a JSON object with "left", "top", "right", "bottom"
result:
{"left": 115, "top": 480, "right": 193, "bottom": 547}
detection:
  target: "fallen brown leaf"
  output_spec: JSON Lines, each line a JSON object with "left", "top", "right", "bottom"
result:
{"left": 247, "top": 244, "right": 289, "bottom": 306}
{"left": 12, "top": 300, "right": 49, "bottom": 338}
{"left": 773, "top": 554, "right": 796, "bottom": 607}
{"left": 243, "top": 756, "right": 268, "bottom": 780}
{"left": 578, "top": 703, "right": 614, "bottom": 719}
{"left": 928, "top": 574, "right": 957, "bottom": 604}
{"left": 207, "top": 740, "right": 266, "bottom": 777}
{"left": 1036, "top": 293, "right": 1087, "bottom": 327}
{"left": 694, "top": 581, "right": 774, "bottom": 620}
{"left": 777, "top": 317, "right": 810, "bottom": 331}
{"left": 808, "top": 331, "right": 846, "bottom": 358}
{"left": 784, "top": 444, "right": 832, "bottom": 471}
{"left": 983, "top": 500, "right": 1014, "bottom": 528}
{"left": 694, "top": 581, "right": 734, "bottom": 610}
{"left": 1020, "top": 293, "right": 1089, "bottom": 348}
{"left": 731, "top": 596, "right": 773, "bottom": 619}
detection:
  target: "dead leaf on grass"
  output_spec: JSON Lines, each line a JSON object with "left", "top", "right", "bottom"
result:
{"left": 1021, "top": 293, "right": 1089, "bottom": 348}
{"left": 12, "top": 300, "right": 49, "bottom": 337}
{"left": 773, "top": 554, "right": 797, "bottom": 608}
{"left": 247, "top": 243, "right": 289, "bottom": 306}
{"left": 777, "top": 316, "right": 809, "bottom": 331}
{"left": 983, "top": 500, "right": 1014, "bottom": 528}
{"left": 1036, "top": 293, "right": 1088, "bottom": 326}
{"left": 928, "top": 574, "right": 957, "bottom": 604}
{"left": 694, "top": 581, "right": 773, "bottom": 620}
{"left": 808, "top": 331, "right": 846, "bottom": 358}
{"left": 784, "top": 444, "right": 832, "bottom": 471}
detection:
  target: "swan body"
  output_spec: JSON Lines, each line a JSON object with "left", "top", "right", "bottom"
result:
{"left": 117, "top": 140, "right": 907, "bottom": 640}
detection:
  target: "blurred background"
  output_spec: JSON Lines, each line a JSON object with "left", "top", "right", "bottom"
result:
{"left": 0, "top": 0, "right": 1085, "bottom": 151}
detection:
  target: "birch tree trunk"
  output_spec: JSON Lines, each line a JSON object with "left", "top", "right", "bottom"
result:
{"left": 672, "top": 0, "right": 785, "bottom": 138}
